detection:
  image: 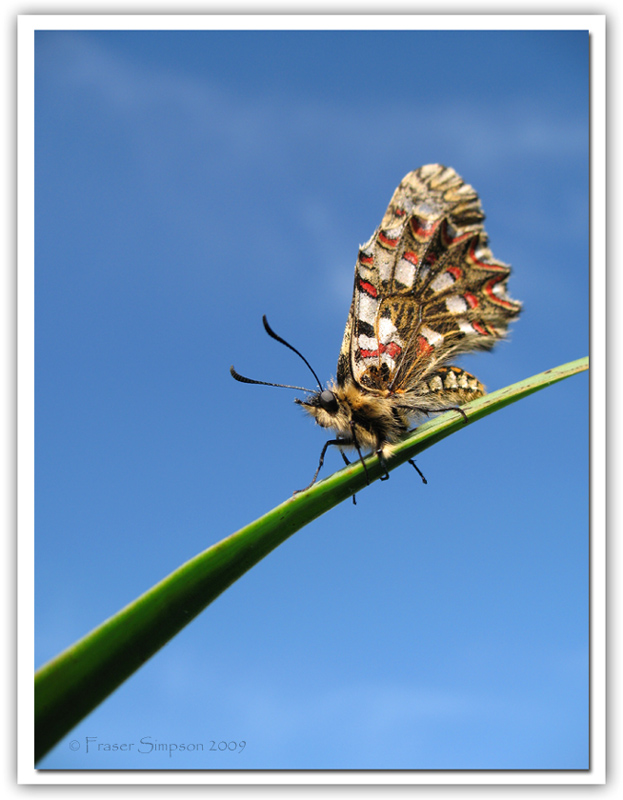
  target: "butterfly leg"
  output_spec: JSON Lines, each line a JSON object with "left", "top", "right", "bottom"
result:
{"left": 338, "top": 450, "right": 357, "bottom": 505}
{"left": 376, "top": 449, "right": 391, "bottom": 481}
{"left": 408, "top": 459, "right": 428, "bottom": 484}
{"left": 375, "top": 450, "right": 427, "bottom": 485}
{"left": 447, "top": 406, "right": 469, "bottom": 423}
{"left": 296, "top": 438, "right": 346, "bottom": 493}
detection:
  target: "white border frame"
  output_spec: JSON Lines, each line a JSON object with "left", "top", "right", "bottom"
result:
{"left": 17, "top": 13, "right": 605, "bottom": 786}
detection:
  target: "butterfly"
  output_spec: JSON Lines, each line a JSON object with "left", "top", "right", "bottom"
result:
{"left": 231, "top": 164, "right": 521, "bottom": 493}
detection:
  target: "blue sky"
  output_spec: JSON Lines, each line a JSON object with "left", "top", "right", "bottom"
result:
{"left": 34, "top": 28, "right": 589, "bottom": 771}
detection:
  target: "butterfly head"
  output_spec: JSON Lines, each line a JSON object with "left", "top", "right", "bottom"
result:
{"left": 296, "top": 385, "right": 337, "bottom": 416}
{"left": 295, "top": 384, "right": 352, "bottom": 434}
{"left": 296, "top": 388, "right": 339, "bottom": 414}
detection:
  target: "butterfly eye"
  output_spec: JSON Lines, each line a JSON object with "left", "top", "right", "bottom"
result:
{"left": 319, "top": 390, "right": 339, "bottom": 415}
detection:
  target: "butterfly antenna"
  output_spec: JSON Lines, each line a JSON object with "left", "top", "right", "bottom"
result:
{"left": 262, "top": 315, "right": 323, "bottom": 391}
{"left": 229, "top": 366, "right": 315, "bottom": 393}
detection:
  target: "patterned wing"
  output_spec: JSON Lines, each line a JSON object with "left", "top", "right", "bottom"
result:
{"left": 336, "top": 164, "right": 521, "bottom": 394}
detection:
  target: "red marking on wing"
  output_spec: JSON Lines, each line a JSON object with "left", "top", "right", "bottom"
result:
{"left": 467, "top": 242, "right": 508, "bottom": 272}
{"left": 472, "top": 321, "right": 488, "bottom": 335}
{"left": 403, "top": 251, "right": 419, "bottom": 265}
{"left": 464, "top": 292, "right": 479, "bottom": 308}
{"left": 410, "top": 217, "right": 437, "bottom": 238}
{"left": 417, "top": 335, "right": 433, "bottom": 357}
{"left": 484, "top": 277, "right": 515, "bottom": 308}
{"left": 359, "top": 279, "right": 378, "bottom": 298}
{"left": 378, "top": 231, "right": 399, "bottom": 247}
{"left": 384, "top": 341, "right": 402, "bottom": 358}
{"left": 359, "top": 253, "right": 374, "bottom": 266}
{"left": 441, "top": 219, "right": 473, "bottom": 247}
{"left": 360, "top": 341, "right": 403, "bottom": 359}
{"left": 446, "top": 266, "right": 463, "bottom": 280}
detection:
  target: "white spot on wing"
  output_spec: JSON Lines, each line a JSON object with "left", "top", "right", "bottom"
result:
{"left": 430, "top": 271, "right": 455, "bottom": 293}
{"left": 378, "top": 316, "right": 398, "bottom": 345}
{"left": 492, "top": 281, "right": 509, "bottom": 299}
{"left": 444, "top": 220, "right": 458, "bottom": 238}
{"left": 376, "top": 249, "right": 394, "bottom": 281}
{"left": 358, "top": 293, "right": 378, "bottom": 325}
{"left": 446, "top": 294, "right": 468, "bottom": 314}
{"left": 459, "top": 320, "right": 476, "bottom": 335}
{"left": 357, "top": 260, "right": 375, "bottom": 281}
{"left": 421, "top": 326, "right": 444, "bottom": 347}
{"left": 395, "top": 257, "right": 416, "bottom": 288}
{"left": 358, "top": 334, "right": 377, "bottom": 351}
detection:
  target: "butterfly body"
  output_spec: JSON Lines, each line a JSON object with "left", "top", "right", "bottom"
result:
{"left": 295, "top": 367, "right": 485, "bottom": 460}
{"left": 295, "top": 380, "right": 408, "bottom": 457}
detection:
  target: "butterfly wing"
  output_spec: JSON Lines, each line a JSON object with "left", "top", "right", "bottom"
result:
{"left": 337, "top": 164, "right": 521, "bottom": 398}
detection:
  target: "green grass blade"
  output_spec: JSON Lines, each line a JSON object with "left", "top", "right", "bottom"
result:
{"left": 34, "top": 356, "right": 587, "bottom": 762}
